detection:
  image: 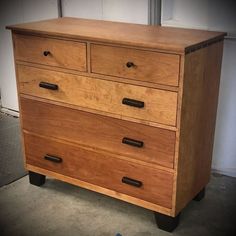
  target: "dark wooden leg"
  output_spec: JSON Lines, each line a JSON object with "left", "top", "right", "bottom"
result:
{"left": 29, "top": 171, "right": 46, "bottom": 186}
{"left": 154, "top": 212, "right": 180, "bottom": 232}
{"left": 193, "top": 187, "right": 205, "bottom": 201}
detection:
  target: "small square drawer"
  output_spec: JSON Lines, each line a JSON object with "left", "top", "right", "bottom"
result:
{"left": 24, "top": 133, "right": 174, "bottom": 209}
{"left": 13, "top": 33, "right": 87, "bottom": 71}
{"left": 91, "top": 44, "right": 180, "bottom": 86}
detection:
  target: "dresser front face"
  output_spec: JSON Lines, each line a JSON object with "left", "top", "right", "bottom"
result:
{"left": 10, "top": 20, "right": 224, "bottom": 218}
{"left": 14, "top": 34, "right": 87, "bottom": 71}
{"left": 90, "top": 44, "right": 180, "bottom": 86}
{"left": 17, "top": 64, "right": 178, "bottom": 126}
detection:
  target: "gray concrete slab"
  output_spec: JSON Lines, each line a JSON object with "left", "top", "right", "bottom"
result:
{"left": 1, "top": 112, "right": 236, "bottom": 235}
{"left": 0, "top": 173, "right": 235, "bottom": 236}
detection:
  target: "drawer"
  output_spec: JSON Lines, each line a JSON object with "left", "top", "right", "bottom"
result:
{"left": 24, "top": 133, "right": 174, "bottom": 208}
{"left": 13, "top": 34, "right": 87, "bottom": 71}
{"left": 21, "top": 98, "right": 176, "bottom": 168}
{"left": 91, "top": 44, "right": 180, "bottom": 86}
{"left": 18, "top": 65, "right": 177, "bottom": 126}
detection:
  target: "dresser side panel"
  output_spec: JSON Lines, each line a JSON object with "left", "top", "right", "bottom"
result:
{"left": 175, "top": 41, "right": 224, "bottom": 215}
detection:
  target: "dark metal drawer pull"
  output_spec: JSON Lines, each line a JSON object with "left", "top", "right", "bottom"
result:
{"left": 122, "top": 177, "right": 142, "bottom": 188}
{"left": 122, "top": 137, "right": 144, "bottom": 148}
{"left": 126, "top": 61, "right": 135, "bottom": 68}
{"left": 44, "top": 154, "right": 62, "bottom": 163}
{"left": 39, "top": 82, "right": 58, "bottom": 90}
{"left": 43, "top": 51, "right": 50, "bottom": 56}
{"left": 122, "top": 98, "right": 144, "bottom": 108}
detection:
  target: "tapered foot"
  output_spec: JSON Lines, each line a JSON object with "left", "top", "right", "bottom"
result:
{"left": 154, "top": 212, "right": 180, "bottom": 232}
{"left": 29, "top": 171, "right": 46, "bottom": 186}
{"left": 193, "top": 187, "right": 205, "bottom": 201}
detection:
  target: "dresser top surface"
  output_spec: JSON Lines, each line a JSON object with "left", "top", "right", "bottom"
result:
{"left": 7, "top": 17, "right": 226, "bottom": 54}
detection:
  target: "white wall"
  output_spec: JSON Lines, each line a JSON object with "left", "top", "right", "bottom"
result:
{"left": 212, "top": 39, "right": 236, "bottom": 177}
{"left": 62, "top": 0, "right": 149, "bottom": 24}
{"left": 102, "top": 0, "right": 149, "bottom": 24}
{"left": 0, "top": 0, "right": 22, "bottom": 111}
{"left": 62, "top": 0, "right": 103, "bottom": 20}
{"left": 161, "top": 0, "right": 236, "bottom": 177}
{"left": 161, "top": 0, "right": 236, "bottom": 36}
{"left": 0, "top": 0, "right": 58, "bottom": 111}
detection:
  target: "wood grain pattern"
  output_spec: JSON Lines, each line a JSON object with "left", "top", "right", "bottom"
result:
{"left": 13, "top": 33, "right": 87, "bottom": 71}
{"left": 7, "top": 17, "right": 226, "bottom": 53}
{"left": 17, "top": 65, "right": 178, "bottom": 126}
{"left": 20, "top": 97, "right": 176, "bottom": 168}
{"left": 24, "top": 133, "right": 174, "bottom": 208}
{"left": 17, "top": 60, "right": 180, "bottom": 92}
{"left": 7, "top": 17, "right": 226, "bottom": 218}
{"left": 91, "top": 44, "right": 180, "bottom": 86}
{"left": 174, "top": 41, "right": 224, "bottom": 215}
{"left": 20, "top": 93, "right": 177, "bottom": 131}
{"left": 171, "top": 55, "right": 186, "bottom": 214}
{"left": 26, "top": 164, "right": 172, "bottom": 215}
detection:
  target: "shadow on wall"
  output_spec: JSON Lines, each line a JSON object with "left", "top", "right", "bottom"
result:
{"left": 212, "top": 39, "right": 236, "bottom": 178}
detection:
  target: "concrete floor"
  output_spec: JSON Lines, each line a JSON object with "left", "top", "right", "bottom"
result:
{"left": 0, "top": 173, "right": 236, "bottom": 236}
{"left": 0, "top": 113, "right": 26, "bottom": 186}
{"left": 0, "top": 113, "right": 236, "bottom": 235}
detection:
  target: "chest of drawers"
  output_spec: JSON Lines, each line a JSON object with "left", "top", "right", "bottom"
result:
{"left": 7, "top": 17, "right": 225, "bottom": 232}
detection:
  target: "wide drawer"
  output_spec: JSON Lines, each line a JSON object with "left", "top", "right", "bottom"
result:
{"left": 24, "top": 133, "right": 173, "bottom": 208}
{"left": 17, "top": 65, "right": 178, "bottom": 126}
{"left": 13, "top": 34, "right": 87, "bottom": 71}
{"left": 21, "top": 98, "right": 176, "bottom": 168}
{"left": 91, "top": 44, "right": 180, "bottom": 86}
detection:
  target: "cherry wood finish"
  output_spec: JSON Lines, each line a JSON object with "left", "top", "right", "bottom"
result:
{"left": 20, "top": 93, "right": 177, "bottom": 131}
{"left": 20, "top": 97, "right": 176, "bottom": 168}
{"left": 7, "top": 17, "right": 225, "bottom": 230}
{"left": 17, "top": 65, "right": 178, "bottom": 126}
{"left": 13, "top": 33, "right": 87, "bottom": 71}
{"left": 7, "top": 17, "right": 226, "bottom": 53}
{"left": 26, "top": 163, "right": 172, "bottom": 215}
{"left": 174, "top": 41, "right": 224, "bottom": 215}
{"left": 24, "top": 133, "right": 174, "bottom": 208}
{"left": 91, "top": 44, "right": 180, "bottom": 86}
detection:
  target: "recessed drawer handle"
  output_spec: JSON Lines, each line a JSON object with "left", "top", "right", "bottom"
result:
{"left": 122, "top": 177, "right": 142, "bottom": 188}
{"left": 44, "top": 154, "right": 62, "bottom": 163}
{"left": 122, "top": 137, "right": 144, "bottom": 148}
{"left": 122, "top": 98, "right": 144, "bottom": 108}
{"left": 43, "top": 51, "right": 50, "bottom": 56}
{"left": 39, "top": 82, "right": 58, "bottom": 90}
{"left": 126, "top": 61, "right": 135, "bottom": 68}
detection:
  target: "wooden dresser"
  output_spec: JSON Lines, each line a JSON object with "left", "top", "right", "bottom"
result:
{"left": 7, "top": 17, "right": 225, "bottom": 232}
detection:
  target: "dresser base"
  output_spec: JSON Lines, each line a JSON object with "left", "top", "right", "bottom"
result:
{"left": 29, "top": 171, "right": 46, "bottom": 186}
{"left": 154, "top": 212, "right": 181, "bottom": 232}
{"left": 28, "top": 170, "right": 178, "bottom": 232}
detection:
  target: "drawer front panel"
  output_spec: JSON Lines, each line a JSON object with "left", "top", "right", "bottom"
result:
{"left": 91, "top": 44, "right": 180, "bottom": 86}
{"left": 21, "top": 98, "right": 175, "bottom": 168}
{"left": 14, "top": 34, "right": 87, "bottom": 71}
{"left": 24, "top": 133, "right": 173, "bottom": 208}
{"left": 18, "top": 65, "right": 177, "bottom": 126}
